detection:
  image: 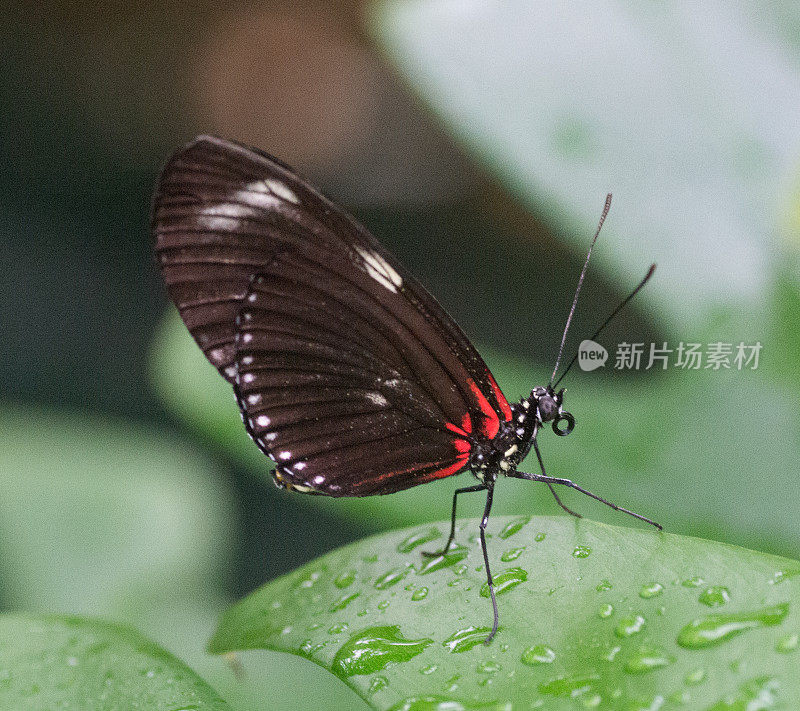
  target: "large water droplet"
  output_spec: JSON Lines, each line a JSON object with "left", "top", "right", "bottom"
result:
{"left": 397, "top": 528, "right": 441, "bottom": 553}
{"left": 776, "top": 633, "right": 798, "bottom": 653}
{"left": 501, "top": 547, "right": 525, "bottom": 562}
{"left": 334, "top": 570, "right": 356, "bottom": 588}
{"left": 676, "top": 603, "right": 789, "bottom": 649}
{"left": 534, "top": 532, "right": 547, "bottom": 542}
{"left": 411, "top": 587, "right": 429, "bottom": 602}
{"left": 499, "top": 516, "right": 531, "bottom": 539}
{"left": 698, "top": 585, "right": 731, "bottom": 607}
{"left": 329, "top": 592, "right": 359, "bottom": 612}
{"left": 639, "top": 582, "right": 664, "bottom": 599}
{"left": 375, "top": 566, "right": 411, "bottom": 590}
{"left": 572, "top": 546, "right": 591, "bottom": 559}
{"left": 705, "top": 675, "right": 778, "bottom": 710}
{"left": 521, "top": 645, "right": 555, "bottom": 665}
{"left": 442, "top": 627, "right": 494, "bottom": 652}
{"left": 418, "top": 545, "right": 468, "bottom": 575}
{"left": 623, "top": 645, "right": 674, "bottom": 674}
{"left": 481, "top": 567, "right": 527, "bottom": 597}
{"left": 332, "top": 626, "right": 432, "bottom": 677}
{"left": 538, "top": 674, "right": 599, "bottom": 698}
{"left": 615, "top": 614, "right": 646, "bottom": 638}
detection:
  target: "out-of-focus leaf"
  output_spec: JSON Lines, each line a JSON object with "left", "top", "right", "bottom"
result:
{"left": 368, "top": 0, "right": 800, "bottom": 330}
{"left": 210, "top": 517, "right": 800, "bottom": 710}
{"left": 0, "top": 403, "right": 234, "bottom": 619}
{"left": 150, "top": 308, "right": 800, "bottom": 559}
{"left": 0, "top": 615, "right": 228, "bottom": 710}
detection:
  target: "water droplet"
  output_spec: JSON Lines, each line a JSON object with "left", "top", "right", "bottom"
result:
{"left": 534, "top": 532, "right": 547, "bottom": 542}
{"left": 295, "top": 569, "right": 324, "bottom": 589}
{"left": 538, "top": 674, "right": 599, "bottom": 697}
{"left": 623, "top": 645, "right": 674, "bottom": 674}
{"left": 328, "top": 623, "right": 348, "bottom": 635}
{"left": 498, "top": 516, "right": 530, "bottom": 539}
{"left": 705, "top": 675, "right": 778, "bottom": 710}
{"left": 419, "top": 664, "right": 437, "bottom": 675}
{"left": 684, "top": 668, "right": 706, "bottom": 686}
{"left": 329, "top": 592, "right": 360, "bottom": 612}
{"left": 501, "top": 547, "right": 525, "bottom": 562}
{"left": 521, "top": 645, "right": 556, "bottom": 665}
{"left": 639, "top": 582, "right": 664, "bottom": 599}
{"left": 411, "top": 587, "right": 428, "bottom": 601}
{"left": 676, "top": 603, "right": 789, "bottom": 649}
{"left": 596, "top": 579, "right": 613, "bottom": 592}
{"left": 368, "top": 676, "right": 388, "bottom": 694}
{"left": 334, "top": 570, "right": 356, "bottom": 588}
{"left": 682, "top": 576, "right": 704, "bottom": 588}
{"left": 769, "top": 569, "right": 800, "bottom": 585}
{"left": 378, "top": 600, "right": 390, "bottom": 610}
{"left": 417, "top": 545, "right": 468, "bottom": 575}
{"left": 572, "top": 545, "right": 591, "bottom": 559}
{"left": 477, "top": 660, "right": 501, "bottom": 673}
{"left": 615, "top": 614, "right": 646, "bottom": 638}
{"left": 602, "top": 645, "right": 621, "bottom": 662}
{"left": 669, "top": 690, "right": 690, "bottom": 705}
{"left": 699, "top": 585, "right": 731, "bottom": 607}
{"left": 598, "top": 603, "right": 614, "bottom": 619}
{"left": 332, "top": 626, "right": 432, "bottom": 677}
{"left": 442, "top": 626, "right": 493, "bottom": 652}
{"left": 375, "top": 566, "right": 411, "bottom": 590}
{"left": 388, "top": 695, "right": 508, "bottom": 711}
{"left": 397, "top": 528, "right": 441, "bottom": 553}
{"left": 481, "top": 567, "right": 527, "bottom": 597}
{"left": 363, "top": 553, "right": 378, "bottom": 563}
{"left": 776, "top": 633, "right": 798, "bottom": 653}
{"left": 299, "top": 639, "right": 328, "bottom": 656}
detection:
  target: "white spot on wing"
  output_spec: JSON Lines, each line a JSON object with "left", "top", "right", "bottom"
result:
{"left": 278, "top": 451, "right": 292, "bottom": 461}
{"left": 365, "top": 392, "right": 389, "bottom": 407}
{"left": 355, "top": 246, "right": 403, "bottom": 293}
{"left": 266, "top": 178, "right": 300, "bottom": 204}
{"left": 256, "top": 415, "right": 270, "bottom": 427}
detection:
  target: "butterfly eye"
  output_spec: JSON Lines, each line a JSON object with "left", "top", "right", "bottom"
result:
{"left": 552, "top": 411, "right": 575, "bottom": 437}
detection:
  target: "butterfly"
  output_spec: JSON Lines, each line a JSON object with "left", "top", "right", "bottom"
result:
{"left": 152, "top": 135, "right": 660, "bottom": 643}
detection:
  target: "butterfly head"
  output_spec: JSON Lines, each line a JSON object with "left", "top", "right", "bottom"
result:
{"left": 531, "top": 386, "right": 574, "bottom": 437}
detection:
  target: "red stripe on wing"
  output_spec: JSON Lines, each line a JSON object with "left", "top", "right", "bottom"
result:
{"left": 487, "top": 373, "right": 513, "bottom": 421}
{"left": 467, "top": 379, "right": 500, "bottom": 438}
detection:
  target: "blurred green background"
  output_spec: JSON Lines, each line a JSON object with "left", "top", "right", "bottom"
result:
{"left": 2, "top": 1, "right": 799, "bottom": 707}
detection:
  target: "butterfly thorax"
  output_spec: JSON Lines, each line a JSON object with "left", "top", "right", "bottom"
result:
{"left": 468, "top": 386, "right": 569, "bottom": 483}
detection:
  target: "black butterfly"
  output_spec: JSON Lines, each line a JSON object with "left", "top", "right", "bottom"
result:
{"left": 152, "top": 136, "right": 660, "bottom": 643}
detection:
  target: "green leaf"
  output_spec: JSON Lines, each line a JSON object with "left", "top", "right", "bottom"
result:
{"left": 210, "top": 517, "right": 800, "bottom": 710}
{"left": 367, "top": 1, "right": 800, "bottom": 331}
{"left": 150, "top": 309, "right": 800, "bottom": 559}
{"left": 0, "top": 403, "right": 234, "bottom": 625}
{"left": 0, "top": 615, "right": 228, "bottom": 709}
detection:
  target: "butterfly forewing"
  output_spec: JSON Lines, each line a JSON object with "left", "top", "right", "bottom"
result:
{"left": 152, "top": 135, "right": 512, "bottom": 496}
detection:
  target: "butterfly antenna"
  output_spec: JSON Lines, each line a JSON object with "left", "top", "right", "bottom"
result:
{"left": 549, "top": 194, "right": 612, "bottom": 386}
{"left": 553, "top": 263, "right": 656, "bottom": 389}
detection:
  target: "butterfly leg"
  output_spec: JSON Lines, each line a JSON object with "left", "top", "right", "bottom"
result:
{"left": 479, "top": 482, "right": 499, "bottom": 644}
{"left": 510, "top": 468, "right": 663, "bottom": 531}
{"left": 422, "top": 483, "right": 486, "bottom": 557}
{"left": 534, "top": 438, "right": 582, "bottom": 519}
